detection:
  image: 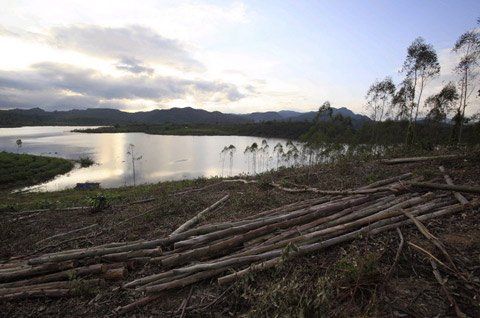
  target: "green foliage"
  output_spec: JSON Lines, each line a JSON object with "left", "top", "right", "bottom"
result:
{"left": 77, "top": 156, "right": 94, "bottom": 168}
{"left": 87, "top": 193, "right": 113, "bottom": 212}
{"left": 75, "top": 121, "right": 313, "bottom": 140}
{"left": 0, "top": 151, "right": 74, "bottom": 190}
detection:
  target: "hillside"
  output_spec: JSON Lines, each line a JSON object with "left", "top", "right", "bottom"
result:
{"left": 0, "top": 106, "right": 370, "bottom": 127}
{"left": 1, "top": 151, "right": 479, "bottom": 317}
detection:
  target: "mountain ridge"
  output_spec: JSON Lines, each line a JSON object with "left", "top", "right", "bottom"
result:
{"left": 0, "top": 106, "right": 370, "bottom": 127}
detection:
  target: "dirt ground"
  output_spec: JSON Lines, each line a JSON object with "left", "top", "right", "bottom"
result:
{"left": 1, "top": 154, "right": 479, "bottom": 317}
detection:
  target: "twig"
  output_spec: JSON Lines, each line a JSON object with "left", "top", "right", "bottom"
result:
{"left": 112, "top": 207, "right": 157, "bottom": 228}
{"left": 188, "top": 285, "right": 234, "bottom": 312}
{"left": 430, "top": 259, "right": 465, "bottom": 318}
{"left": 402, "top": 209, "right": 458, "bottom": 271}
{"left": 115, "top": 295, "right": 161, "bottom": 315}
{"left": 8, "top": 212, "right": 41, "bottom": 223}
{"left": 179, "top": 286, "right": 194, "bottom": 318}
{"left": 36, "top": 224, "right": 99, "bottom": 245}
{"left": 386, "top": 228, "right": 404, "bottom": 278}
{"left": 407, "top": 242, "right": 453, "bottom": 273}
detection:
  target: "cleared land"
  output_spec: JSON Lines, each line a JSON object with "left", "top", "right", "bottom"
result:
{"left": 1, "top": 150, "right": 479, "bottom": 317}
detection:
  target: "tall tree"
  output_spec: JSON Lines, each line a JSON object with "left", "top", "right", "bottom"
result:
{"left": 365, "top": 77, "right": 396, "bottom": 122}
{"left": 392, "top": 78, "right": 415, "bottom": 121}
{"left": 425, "top": 82, "right": 459, "bottom": 122}
{"left": 425, "top": 83, "right": 459, "bottom": 144}
{"left": 452, "top": 28, "right": 480, "bottom": 143}
{"left": 365, "top": 77, "right": 395, "bottom": 142}
{"left": 402, "top": 37, "right": 441, "bottom": 143}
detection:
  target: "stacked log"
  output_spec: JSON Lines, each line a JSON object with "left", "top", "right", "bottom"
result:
{"left": 0, "top": 169, "right": 478, "bottom": 315}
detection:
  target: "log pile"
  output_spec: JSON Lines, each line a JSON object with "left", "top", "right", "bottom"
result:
{"left": 1, "top": 169, "right": 478, "bottom": 315}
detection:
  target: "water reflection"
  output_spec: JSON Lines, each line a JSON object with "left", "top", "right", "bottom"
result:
{"left": 0, "top": 127, "right": 293, "bottom": 191}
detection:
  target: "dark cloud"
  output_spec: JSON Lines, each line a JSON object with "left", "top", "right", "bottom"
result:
{"left": 0, "top": 62, "right": 245, "bottom": 110}
{"left": 49, "top": 25, "right": 204, "bottom": 71}
{"left": 115, "top": 57, "right": 154, "bottom": 75}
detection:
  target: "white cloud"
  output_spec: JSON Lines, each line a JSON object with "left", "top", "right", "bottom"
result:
{"left": 0, "top": 62, "right": 246, "bottom": 110}
{"left": 48, "top": 25, "right": 204, "bottom": 71}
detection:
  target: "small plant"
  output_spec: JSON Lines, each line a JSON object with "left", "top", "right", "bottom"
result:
{"left": 78, "top": 156, "right": 94, "bottom": 168}
{"left": 37, "top": 199, "right": 55, "bottom": 209}
{"left": 87, "top": 193, "right": 110, "bottom": 213}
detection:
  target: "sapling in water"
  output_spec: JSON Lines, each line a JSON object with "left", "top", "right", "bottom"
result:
{"left": 16, "top": 139, "right": 22, "bottom": 153}
{"left": 126, "top": 144, "right": 143, "bottom": 186}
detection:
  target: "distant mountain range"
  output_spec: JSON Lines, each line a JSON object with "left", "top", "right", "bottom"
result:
{"left": 0, "top": 107, "right": 370, "bottom": 127}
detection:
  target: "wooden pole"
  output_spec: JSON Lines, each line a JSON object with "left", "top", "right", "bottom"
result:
{"left": 171, "top": 195, "right": 229, "bottom": 235}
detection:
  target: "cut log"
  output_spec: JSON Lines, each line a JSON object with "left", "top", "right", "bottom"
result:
{"left": 438, "top": 166, "right": 469, "bottom": 204}
{"left": 0, "top": 261, "right": 75, "bottom": 283}
{"left": 0, "top": 288, "right": 71, "bottom": 300}
{"left": 381, "top": 154, "right": 462, "bottom": 164}
{"left": 409, "top": 182, "right": 480, "bottom": 195}
{"left": 269, "top": 182, "right": 401, "bottom": 195}
{"left": 0, "top": 278, "right": 103, "bottom": 296}
{"left": 171, "top": 195, "right": 230, "bottom": 235}
{"left": 100, "top": 248, "right": 163, "bottom": 262}
{"left": 219, "top": 200, "right": 478, "bottom": 286}
{"left": 260, "top": 194, "right": 402, "bottom": 246}
{"left": 173, "top": 195, "right": 377, "bottom": 250}
{"left": 158, "top": 196, "right": 385, "bottom": 268}
{"left": 104, "top": 268, "right": 127, "bottom": 281}
{"left": 0, "top": 264, "right": 106, "bottom": 289}
{"left": 145, "top": 269, "right": 226, "bottom": 294}
{"left": 27, "top": 238, "right": 171, "bottom": 265}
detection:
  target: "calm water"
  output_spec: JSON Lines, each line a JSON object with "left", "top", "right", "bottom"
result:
{"left": 0, "top": 126, "right": 295, "bottom": 191}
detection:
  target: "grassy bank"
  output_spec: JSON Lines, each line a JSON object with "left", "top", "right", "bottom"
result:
{"left": 0, "top": 152, "right": 74, "bottom": 190}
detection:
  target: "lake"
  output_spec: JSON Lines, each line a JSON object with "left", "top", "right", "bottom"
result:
{"left": 0, "top": 126, "right": 304, "bottom": 191}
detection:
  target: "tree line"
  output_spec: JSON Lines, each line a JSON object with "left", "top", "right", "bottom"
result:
{"left": 363, "top": 18, "right": 480, "bottom": 145}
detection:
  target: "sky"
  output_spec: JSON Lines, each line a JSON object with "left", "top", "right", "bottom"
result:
{"left": 0, "top": 0, "right": 479, "bottom": 115}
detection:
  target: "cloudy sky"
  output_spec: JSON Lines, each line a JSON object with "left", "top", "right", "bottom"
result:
{"left": 0, "top": 0, "right": 479, "bottom": 115}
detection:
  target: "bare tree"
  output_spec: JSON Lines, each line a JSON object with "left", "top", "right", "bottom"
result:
{"left": 452, "top": 29, "right": 480, "bottom": 143}
{"left": 402, "top": 37, "right": 441, "bottom": 143}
